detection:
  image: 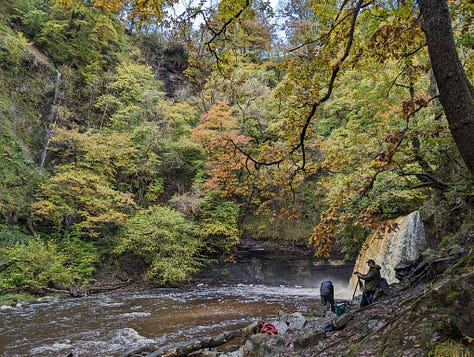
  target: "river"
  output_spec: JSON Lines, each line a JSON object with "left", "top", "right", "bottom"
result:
{"left": 0, "top": 282, "right": 356, "bottom": 357}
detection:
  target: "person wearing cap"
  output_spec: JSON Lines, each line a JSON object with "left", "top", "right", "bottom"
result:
{"left": 355, "top": 259, "right": 381, "bottom": 307}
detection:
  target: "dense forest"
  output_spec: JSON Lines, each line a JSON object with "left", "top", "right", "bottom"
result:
{"left": 0, "top": 0, "right": 472, "bottom": 296}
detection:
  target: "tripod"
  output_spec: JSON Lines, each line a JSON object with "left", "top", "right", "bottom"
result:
{"left": 352, "top": 277, "right": 369, "bottom": 305}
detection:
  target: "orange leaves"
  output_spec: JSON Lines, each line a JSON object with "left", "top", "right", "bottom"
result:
{"left": 354, "top": 206, "right": 379, "bottom": 231}
{"left": 192, "top": 102, "right": 253, "bottom": 197}
{"left": 367, "top": 15, "right": 424, "bottom": 63}
{"left": 402, "top": 95, "right": 429, "bottom": 118}
{"left": 372, "top": 124, "right": 409, "bottom": 170}
{"left": 192, "top": 103, "right": 236, "bottom": 137}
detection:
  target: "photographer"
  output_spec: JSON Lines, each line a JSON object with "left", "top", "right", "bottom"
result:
{"left": 355, "top": 259, "right": 381, "bottom": 307}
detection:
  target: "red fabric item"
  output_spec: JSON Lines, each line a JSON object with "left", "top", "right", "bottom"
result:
{"left": 261, "top": 322, "right": 278, "bottom": 334}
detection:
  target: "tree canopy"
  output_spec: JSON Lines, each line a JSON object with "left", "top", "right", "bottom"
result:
{"left": 0, "top": 0, "right": 472, "bottom": 294}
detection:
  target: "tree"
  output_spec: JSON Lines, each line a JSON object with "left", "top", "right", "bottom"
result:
{"left": 31, "top": 128, "right": 138, "bottom": 239}
{"left": 197, "top": 197, "right": 240, "bottom": 259}
{"left": 52, "top": 0, "right": 474, "bottom": 260}
{"left": 418, "top": 0, "right": 474, "bottom": 173}
{"left": 0, "top": 237, "right": 97, "bottom": 291}
{"left": 114, "top": 206, "right": 202, "bottom": 284}
{"left": 63, "top": 0, "right": 473, "bottom": 175}
{"left": 93, "top": 61, "right": 165, "bottom": 129}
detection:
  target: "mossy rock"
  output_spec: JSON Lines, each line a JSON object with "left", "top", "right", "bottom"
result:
{"left": 450, "top": 247, "right": 474, "bottom": 276}
{"left": 410, "top": 270, "right": 474, "bottom": 341}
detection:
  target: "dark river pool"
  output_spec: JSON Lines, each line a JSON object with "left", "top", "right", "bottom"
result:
{"left": 0, "top": 282, "right": 353, "bottom": 356}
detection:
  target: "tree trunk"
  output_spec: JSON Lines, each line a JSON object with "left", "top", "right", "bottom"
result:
{"left": 418, "top": 0, "right": 474, "bottom": 174}
{"left": 122, "top": 321, "right": 262, "bottom": 357}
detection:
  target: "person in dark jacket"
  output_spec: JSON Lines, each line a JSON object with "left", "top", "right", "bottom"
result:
{"left": 320, "top": 280, "right": 335, "bottom": 313}
{"left": 355, "top": 259, "right": 381, "bottom": 307}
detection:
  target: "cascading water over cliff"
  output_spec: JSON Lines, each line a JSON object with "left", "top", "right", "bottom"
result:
{"left": 350, "top": 211, "right": 426, "bottom": 288}
{"left": 39, "top": 69, "right": 61, "bottom": 169}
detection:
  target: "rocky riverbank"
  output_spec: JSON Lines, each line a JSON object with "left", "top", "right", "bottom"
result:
{"left": 123, "top": 245, "right": 473, "bottom": 357}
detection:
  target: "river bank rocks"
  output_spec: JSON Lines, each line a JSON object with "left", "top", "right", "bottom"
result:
{"left": 124, "top": 245, "right": 473, "bottom": 357}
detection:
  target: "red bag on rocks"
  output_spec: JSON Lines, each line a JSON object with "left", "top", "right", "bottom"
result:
{"left": 261, "top": 322, "right": 278, "bottom": 334}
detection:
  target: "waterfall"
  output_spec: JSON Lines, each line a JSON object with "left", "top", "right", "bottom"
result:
{"left": 349, "top": 211, "right": 426, "bottom": 288}
{"left": 39, "top": 70, "right": 62, "bottom": 169}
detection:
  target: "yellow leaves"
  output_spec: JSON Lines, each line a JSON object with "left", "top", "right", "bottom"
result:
{"left": 31, "top": 200, "right": 60, "bottom": 220}
{"left": 308, "top": 205, "right": 339, "bottom": 257}
{"left": 59, "top": 0, "right": 178, "bottom": 28}
{"left": 216, "top": 0, "right": 253, "bottom": 24}
{"left": 77, "top": 210, "right": 128, "bottom": 238}
{"left": 60, "top": 0, "right": 121, "bottom": 12}
{"left": 90, "top": 0, "right": 122, "bottom": 12}
{"left": 50, "top": 126, "right": 137, "bottom": 180}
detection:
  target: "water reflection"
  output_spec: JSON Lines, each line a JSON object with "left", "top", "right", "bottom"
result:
{"left": 0, "top": 284, "right": 322, "bottom": 357}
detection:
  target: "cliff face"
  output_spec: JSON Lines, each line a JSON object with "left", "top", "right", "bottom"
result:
{"left": 0, "top": 31, "right": 58, "bottom": 228}
{"left": 195, "top": 239, "right": 354, "bottom": 288}
{"left": 138, "top": 40, "right": 189, "bottom": 98}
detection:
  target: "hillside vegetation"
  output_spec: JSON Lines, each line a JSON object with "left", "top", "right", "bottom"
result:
{"left": 0, "top": 0, "right": 472, "bottom": 307}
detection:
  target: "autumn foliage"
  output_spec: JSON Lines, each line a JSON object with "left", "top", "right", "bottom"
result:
{"left": 0, "top": 0, "right": 472, "bottom": 294}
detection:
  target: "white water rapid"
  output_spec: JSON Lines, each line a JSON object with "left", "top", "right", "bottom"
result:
{"left": 350, "top": 211, "right": 426, "bottom": 287}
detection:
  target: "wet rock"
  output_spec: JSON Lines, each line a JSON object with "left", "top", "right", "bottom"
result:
{"left": 395, "top": 261, "right": 415, "bottom": 281}
{"left": 420, "top": 248, "right": 442, "bottom": 261}
{"left": 367, "top": 319, "right": 378, "bottom": 329}
{"left": 272, "top": 321, "right": 288, "bottom": 335}
{"left": 332, "top": 311, "right": 353, "bottom": 330}
{"left": 238, "top": 333, "right": 287, "bottom": 357}
{"left": 293, "top": 330, "right": 325, "bottom": 350}
{"left": 286, "top": 312, "right": 306, "bottom": 330}
{"left": 358, "top": 319, "right": 379, "bottom": 339}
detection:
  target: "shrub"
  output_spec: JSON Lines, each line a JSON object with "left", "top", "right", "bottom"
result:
{"left": 0, "top": 236, "right": 98, "bottom": 292}
{"left": 114, "top": 206, "right": 202, "bottom": 285}
{"left": 0, "top": 238, "right": 73, "bottom": 291}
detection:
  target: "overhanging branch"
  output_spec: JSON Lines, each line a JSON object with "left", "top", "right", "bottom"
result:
{"left": 289, "top": 0, "right": 365, "bottom": 170}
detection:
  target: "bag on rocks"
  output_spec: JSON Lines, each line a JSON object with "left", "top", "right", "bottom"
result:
{"left": 323, "top": 323, "right": 334, "bottom": 332}
{"left": 335, "top": 303, "right": 346, "bottom": 316}
{"left": 261, "top": 322, "right": 278, "bottom": 334}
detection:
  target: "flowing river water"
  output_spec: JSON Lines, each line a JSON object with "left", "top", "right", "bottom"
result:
{"left": 0, "top": 281, "right": 354, "bottom": 357}
{"left": 1, "top": 209, "right": 424, "bottom": 357}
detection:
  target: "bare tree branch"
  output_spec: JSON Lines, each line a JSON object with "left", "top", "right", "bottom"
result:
{"left": 289, "top": 0, "right": 366, "bottom": 170}
{"left": 205, "top": 0, "right": 251, "bottom": 62}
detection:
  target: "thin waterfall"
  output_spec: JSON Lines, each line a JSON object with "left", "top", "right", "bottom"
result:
{"left": 39, "top": 70, "right": 61, "bottom": 169}
{"left": 350, "top": 211, "right": 426, "bottom": 288}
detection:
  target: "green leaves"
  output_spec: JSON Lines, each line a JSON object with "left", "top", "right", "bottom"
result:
{"left": 0, "top": 31, "right": 30, "bottom": 69}
{"left": 93, "top": 62, "right": 165, "bottom": 129}
{"left": 0, "top": 237, "right": 97, "bottom": 291}
{"left": 114, "top": 206, "right": 202, "bottom": 284}
{"left": 31, "top": 128, "right": 139, "bottom": 238}
{"left": 197, "top": 199, "right": 240, "bottom": 259}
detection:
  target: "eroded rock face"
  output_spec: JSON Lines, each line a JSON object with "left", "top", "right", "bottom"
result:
{"left": 429, "top": 271, "right": 474, "bottom": 338}
{"left": 198, "top": 241, "right": 354, "bottom": 287}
